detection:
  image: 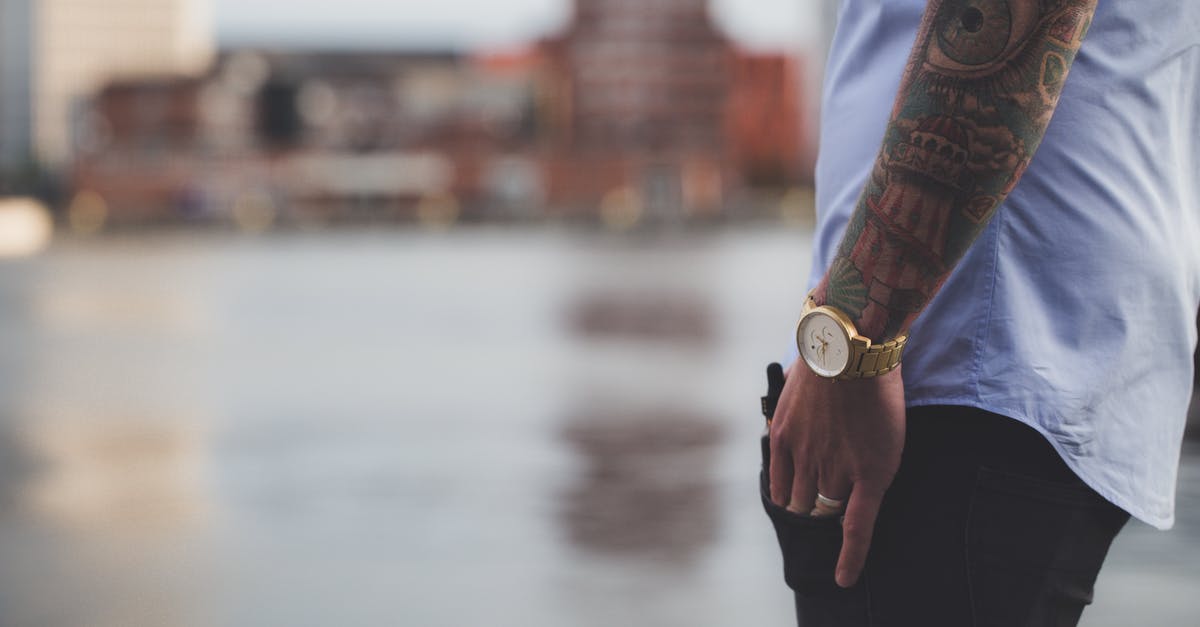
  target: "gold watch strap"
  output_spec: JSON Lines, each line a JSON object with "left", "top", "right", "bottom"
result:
{"left": 842, "top": 336, "right": 906, "bottom": 380}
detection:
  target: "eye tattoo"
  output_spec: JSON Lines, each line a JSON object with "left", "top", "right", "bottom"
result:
{"left": 961, "top": 7, "right": 985, "bottom": 32}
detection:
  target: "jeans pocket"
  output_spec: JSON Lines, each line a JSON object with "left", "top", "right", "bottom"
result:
{"left": 759, "top": 435, "right": 846, "bottom": 596}
{"left": 966, "top": 466, "right": 1129, "bottom": 627}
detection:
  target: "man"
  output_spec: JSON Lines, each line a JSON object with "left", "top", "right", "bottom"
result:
{"left": 762, "top": 0, "right": 1200, "bottom": 625}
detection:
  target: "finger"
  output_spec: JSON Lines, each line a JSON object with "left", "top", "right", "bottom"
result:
{"left": 812, "top": 473, "right": 852, "bottom": 518}
{"left": 835, "top": 482, "right": 886, "bottom": 588}
{"left": 787, "top": 464, "right": 817, "bottom": 515}
{"left": 768, "top": 433, "right": 794, "bottom": 506}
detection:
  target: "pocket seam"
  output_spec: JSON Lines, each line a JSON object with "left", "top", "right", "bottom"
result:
{"left": 975, "top": 465, "right": 1100, "bottom": 508}
{"left": 964, "top": 468, "right": 981, "bottom": 627}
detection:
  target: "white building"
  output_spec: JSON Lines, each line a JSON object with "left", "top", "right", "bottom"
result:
{"left": 29, "top": 0, "right": 214, "bottom": 166}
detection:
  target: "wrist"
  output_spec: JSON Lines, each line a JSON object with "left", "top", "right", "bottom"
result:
{"left": 795, "top": 293, "right": 907, "bottom": 381}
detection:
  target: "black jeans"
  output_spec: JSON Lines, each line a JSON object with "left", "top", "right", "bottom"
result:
{"left": 760, "top": 403, "right": 1130, "bottom": 627}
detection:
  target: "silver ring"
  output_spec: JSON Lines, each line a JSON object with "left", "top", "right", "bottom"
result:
{"left": 815, "top": 493, "right": 846, "bottom": 509}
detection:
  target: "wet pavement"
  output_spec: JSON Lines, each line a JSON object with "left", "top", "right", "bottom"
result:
{"left": 0, "top": 227, "right": 1195, "bottom": 626}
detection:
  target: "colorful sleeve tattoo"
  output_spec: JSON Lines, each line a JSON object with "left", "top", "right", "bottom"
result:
{"left": 814, "top": 0, "right": 1099, "bottom": 342}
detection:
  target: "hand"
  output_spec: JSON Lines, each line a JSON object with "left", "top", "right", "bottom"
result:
{"left": 769, "top": 361, "right": 905, "bottom": 588}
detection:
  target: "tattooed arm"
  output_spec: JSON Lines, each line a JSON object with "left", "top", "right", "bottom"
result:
{"left": 768, "top": 0, "right": 1100, "bottom": 589}
{"left": 814, "top": 0, "right": 1098, "bottom": 341}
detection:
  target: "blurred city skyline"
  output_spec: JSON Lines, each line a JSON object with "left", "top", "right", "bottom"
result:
{"left": 212, "top": 0, "right": 822, "bottom": 52}
{"left": 1, "top": 0, "right": 823, "bottom": 231}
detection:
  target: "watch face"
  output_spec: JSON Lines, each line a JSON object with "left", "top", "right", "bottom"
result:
{"left": 797, "top": 311, "right": 851, "bottom": 378}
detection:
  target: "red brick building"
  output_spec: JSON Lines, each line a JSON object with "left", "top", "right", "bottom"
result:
{"left": 728, "top": 54, "right": 807, "bottom": 187}
{"left": 540, "top": 0, "right": 731, "bottom": 219}
{"left": 539, "top": 0, "right": 812, "bottom": 221}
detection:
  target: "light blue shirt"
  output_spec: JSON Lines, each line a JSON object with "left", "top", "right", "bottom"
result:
{"left": 800, "top": 0, "right": 1200, "bottom": 528}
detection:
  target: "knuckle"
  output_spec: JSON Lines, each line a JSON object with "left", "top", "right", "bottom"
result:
{"left": 768, "top": 442, "right": 782, "bottom": 462}
{"left": 819, "top": 463, "right": 847, "bottom": 481}
{"left": 841, "top": 519, "right": 871, "bottom": 543}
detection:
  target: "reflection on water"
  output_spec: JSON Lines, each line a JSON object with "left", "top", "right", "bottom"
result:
{"left": 560, "top": 410, "right": 723, "bottom": 565}
{"left": 561, "top": 285, "right": 721, "bottom": 564}
{"left": 17, "top": 416, "right": 208, "bottom": 533}
{"left": 0, "top": 426, "right": 39, "bottom": 509}
{"left": 0, "top": 417, "right": 209, "bottom": 627}
{"left": 568, "top": 291, "right": 714, "bottom": 344}
{"left": 0, "top": 229, "right": 1194, "bottom": 626}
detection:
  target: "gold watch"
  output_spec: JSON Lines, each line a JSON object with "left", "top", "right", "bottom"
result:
{"left": 795, "top": 295, "right": 906, "bottom": 380}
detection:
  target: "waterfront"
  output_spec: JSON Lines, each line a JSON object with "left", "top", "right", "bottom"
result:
{"left": 0, "top": 227, "right": 1195, "bottom": 626}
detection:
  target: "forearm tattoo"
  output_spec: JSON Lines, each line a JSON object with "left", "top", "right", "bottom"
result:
{"left": 814, "top": 0, "right": 1098, "bottom": 342}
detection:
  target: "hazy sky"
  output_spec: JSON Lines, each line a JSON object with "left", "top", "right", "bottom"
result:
{"left": 212, "top": 0, "right": 822, "bottom": 51}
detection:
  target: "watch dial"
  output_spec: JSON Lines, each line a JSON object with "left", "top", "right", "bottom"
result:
{"left": 798, "top": 312, "right": 851, "bottom": 377}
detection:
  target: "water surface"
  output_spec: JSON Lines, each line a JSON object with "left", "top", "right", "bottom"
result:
{"left": 0, "top": 228, "right": 1193, "bottom": 626}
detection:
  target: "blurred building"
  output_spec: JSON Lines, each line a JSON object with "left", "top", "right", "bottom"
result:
{"left": 728, "top": 54, "right": 806, "bottom": 187}
{"left": 32, "top": 0, "right": 214, "bottom": 166}
{"left": 0, "top": 0, "right": 34, "bottom": 177}
{"left": 68, "top": 0, "right": 812, "bottom": 228}
{"left": 540, "top": 0, "right": 732, "bottom": 220}
{"left": 73, "top": 50, "right": 533, "bottom": 225}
